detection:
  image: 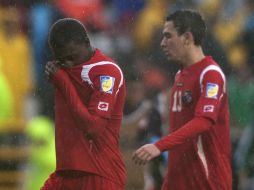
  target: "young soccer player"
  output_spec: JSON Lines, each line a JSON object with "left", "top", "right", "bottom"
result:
{"left": 42, "top": 18, "right": 126, "bottom": 190}
{"left": 133, "top": 10, "right": 232, "bottom": 190}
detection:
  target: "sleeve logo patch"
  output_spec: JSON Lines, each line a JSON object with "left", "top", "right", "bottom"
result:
{"left": 98, "top": 101, "right": 109, "bottom": 111}
{"left": 203, "top": 105, "right": 214, "bottom": 112}
{"left": 206, "top": 83, "right": 219, "bottom": 99}
{"left": 100, "top": 76, "right": 115, "bottom": 94}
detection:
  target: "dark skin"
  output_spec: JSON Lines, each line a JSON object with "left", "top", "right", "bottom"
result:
{"left": 45, "top": 41, "right": 95, "bottom": 78}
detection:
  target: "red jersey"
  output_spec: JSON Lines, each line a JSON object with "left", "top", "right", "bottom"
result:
{"left": 155, "top": 56, "right": 232, "bottom": 190}
{"left": 51, "top": 49, "right": 126, "bottom": 187}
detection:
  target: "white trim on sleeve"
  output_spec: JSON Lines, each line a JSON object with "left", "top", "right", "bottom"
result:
{"left": 199, "top": 65, "right": 226, "bottom": 93}
{"left": 81, "top": 61, "right": 124, "bottom": 93}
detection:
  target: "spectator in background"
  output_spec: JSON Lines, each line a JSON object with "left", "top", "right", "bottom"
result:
{"left": 135, "top": 67, "right": 168, "bottom": 190}
{"left": 43, "top": 18, "right": 126, "bottom": 190}
{"left": 0, "top": 57, "right": 13, "bottom": 123}
{"left": 29, "top": 0, "right": 59, "bottom": 87}
{"left": 234, "top": 121, "right": 254, "bottom": 190}
{"left": 202, "top": 14, "right": 231, "bottom": 76}
{"left": 133, "top": 0, "right": 167, "bottom": 51}
{"left": 242, "top": 0, "right": 254, "bottom": 74}
{"left": 112, "top": 0, "right": 144, "bottom": 18}
{"left": 0, "top": 7, "right": 33, "bottom": 125}
{"left": 54, "top": 0, "right": 107, "bottom": 31}
{"left": 228, "top": 63, "right": 254, "bottom": 141}
{"left": 24, "top": 116, "right": 55, "bottom": 190}
{"left": 133, "top": 10, "right": 232, "bottom": 190}
{"left": 228, "top": 63, "right": 254, "bottom": 190}
{"left": 29, "top": 0, "right": 63, "bottom": 119}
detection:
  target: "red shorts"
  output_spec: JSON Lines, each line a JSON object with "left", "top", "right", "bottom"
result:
{"left": 40, "top": 171, "right": 124, "bottom": 190}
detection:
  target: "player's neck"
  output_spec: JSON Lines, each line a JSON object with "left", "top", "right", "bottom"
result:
{"left": 183, "top": 46, "right": 205, "bottom": 68}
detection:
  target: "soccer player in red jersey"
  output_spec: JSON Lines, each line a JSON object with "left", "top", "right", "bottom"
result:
{"left": 133, "top": 10, "right": 232, "bottom": 190}
{"left": 42, "top": 18, "right": 126, "bottom": 190}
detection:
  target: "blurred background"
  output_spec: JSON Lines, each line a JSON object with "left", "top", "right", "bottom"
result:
{"left": 0, "top": 0, "right": 254, "bottom": 190}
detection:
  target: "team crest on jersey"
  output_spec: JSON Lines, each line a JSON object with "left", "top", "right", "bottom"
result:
{"left": 205, "top": 83, "right": 219, "bottom": 99}
{"left": 100, "top": 76, "right": 115, "bottom": 94}
{"left": 182, "top": 90, "right": 193, "bottom": 105}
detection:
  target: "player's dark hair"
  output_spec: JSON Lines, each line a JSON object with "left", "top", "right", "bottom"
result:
{"left": 48, "top": 18, "right": 90, "bottom": 49}
{"left": 166, "top": 10, "right": 206, "bottom": 45}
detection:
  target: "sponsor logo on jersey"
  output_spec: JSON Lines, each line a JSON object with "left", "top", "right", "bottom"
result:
{"left": 98, "top": 101, "right": 109, "bottom": 111}
{"left": 205, "top": 83, "right": 219, "bottom": 99}
{"left": 203, "top": 105, "right": 214, "bottom": 112}
{"left": 100, "top": 76, "right": 115, "bottom": 94}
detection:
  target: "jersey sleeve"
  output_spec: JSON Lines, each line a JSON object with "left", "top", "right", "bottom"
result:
{"left": 85, "top": 63, "right": 124, "bottom": 119}
{"left": 155, "top": 116, "right": 213, "bottom": 152}
{"left": 50, "top": 62, "right": 124, "bottom": 138}
{"left": 51, "top": 69, "right": 108, "bottom": 138}
{"left": 195, "top": 68, "right": 226, "bottom": 122}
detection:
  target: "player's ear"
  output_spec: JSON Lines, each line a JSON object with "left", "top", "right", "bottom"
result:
{"left": 183, "top": 32, "right": 194, "bottom": 46}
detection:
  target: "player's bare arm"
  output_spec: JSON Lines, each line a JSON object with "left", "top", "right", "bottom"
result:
{"left": 132, "top": 144, "right": 161, "bottom": 166}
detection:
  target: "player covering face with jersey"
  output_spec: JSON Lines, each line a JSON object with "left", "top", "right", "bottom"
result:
{"left": 42, "top": 18, "right": 126, "bottom": 190}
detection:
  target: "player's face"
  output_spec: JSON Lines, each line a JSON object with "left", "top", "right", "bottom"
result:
{"left": 160, "top": 21, "right": 188, "bottom": 64}
{"left": 52, "top": 42, "right": 89, "bottom": 68}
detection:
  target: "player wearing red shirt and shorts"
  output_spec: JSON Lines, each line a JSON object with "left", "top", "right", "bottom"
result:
{"left": 43, "top": 18, "right": 126, "bottom": 190}
{"left": 133, "top": 10, "right": 232, "bottom": 190}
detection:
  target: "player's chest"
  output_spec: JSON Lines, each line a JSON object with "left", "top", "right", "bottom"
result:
{"left": 170, "top": 73, "right": 200, "bottom": 113}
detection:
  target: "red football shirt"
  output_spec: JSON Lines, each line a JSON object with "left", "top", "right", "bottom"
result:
{"left": 51, "top": 49, "right": 126, "bottom": 187}
{"left": 155, "top": 56, "right": 232, "bottom": 190}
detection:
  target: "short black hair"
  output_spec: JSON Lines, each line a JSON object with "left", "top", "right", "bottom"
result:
{"left": 166, "top": 10, "right": 206, "bottom": 45}
{"left": 48, "top": 18, "right": 90, "bottom": 49}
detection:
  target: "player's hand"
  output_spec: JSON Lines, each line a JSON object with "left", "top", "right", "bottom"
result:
{"left": 132, "top": 144, "right": 161, "bottom": 165}
{"left": 45, "top": 61, "right": 60, "bottom": 79}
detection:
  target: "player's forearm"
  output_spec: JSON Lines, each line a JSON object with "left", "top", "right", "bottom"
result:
{"left": 51, "top": 70, "right": 107, "bottom": 137}
{"left": 155, "top": 117, "right": 213, "bottom": 152}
